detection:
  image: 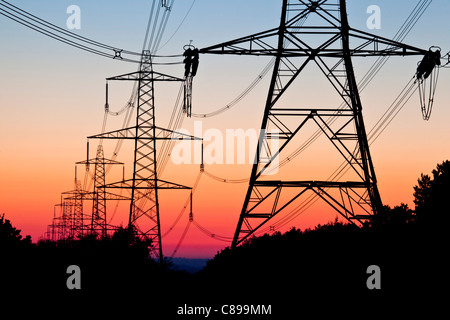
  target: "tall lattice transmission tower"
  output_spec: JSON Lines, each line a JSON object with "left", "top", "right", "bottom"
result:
{"left": 199, "top": 0, "right": 436, "bottom": 247}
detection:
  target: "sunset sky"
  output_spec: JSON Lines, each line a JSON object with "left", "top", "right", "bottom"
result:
{"left": 1, "top": 0, "right": 449, "bottom": 258}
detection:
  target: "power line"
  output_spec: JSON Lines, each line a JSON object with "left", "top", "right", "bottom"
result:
{"left": 157, "top": 0, "right": 197, "bottom": 52}
{"left": 0, "top": 0, "right": 182, "bottom": 63}
{"left": 191, "top": 14, "right": 309, "bottom": 118}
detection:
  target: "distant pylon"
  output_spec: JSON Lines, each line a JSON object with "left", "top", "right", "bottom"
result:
{"left": 48, "top": 203, "right": 66, "bottom": 241}
{"left": 88, "top": 50, "right": 201, "bottom": 261}
{"left": 60, "top": 176, "right": 88, "bottom": 240}
{"left": 76, "top": 144, "right": 125, "bottom": 238}
{"left": 47, "top": 151, "right": 127, "bottom": 241}
{"left": 199, "top": 0, "right": 432, "bottom": 247}
{"left": 91, "top": 145, "right": 107, "bottom": 236}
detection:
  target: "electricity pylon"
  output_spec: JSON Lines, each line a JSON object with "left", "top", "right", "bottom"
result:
{"left": 59, "top": 177, "right": 87, "bottom": 239}
{"left": 49, "top": 176, "right": 91, "bottom": 240}
{"left": 199, "top": 0, "right": 432, "bottom": 247}
{"left": 76, "top": 144, "right": 127, "bottom": 238}
{"left": 89, "top": 51, "right": 200, "bottom": 260}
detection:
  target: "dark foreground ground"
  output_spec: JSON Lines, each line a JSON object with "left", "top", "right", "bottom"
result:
{"left": 1, "top": 220, "right": 447, "bottom": 318}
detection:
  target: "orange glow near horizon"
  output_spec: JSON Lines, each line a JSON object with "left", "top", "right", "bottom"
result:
{"left": 1, "top": 0, "right": 450, "bottom": 259}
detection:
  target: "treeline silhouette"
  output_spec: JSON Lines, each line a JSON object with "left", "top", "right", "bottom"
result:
{"left": 1, "top": 161, "right": 448, "bottom": 312}
{"left": 1, "top": 224, "right": 178, "bottom": 297}
{"left": 195, "top": 161, "right": 449, "bottom": 312}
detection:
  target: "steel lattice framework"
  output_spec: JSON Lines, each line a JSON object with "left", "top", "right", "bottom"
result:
{"left": 199, "top": 0, "right": 430, "bottom": 247}
{"left": 76, "top": 144, "right": 126, "bottom": 238}
{"left": 89, "top": 51, "right": 200, "bottom": 260}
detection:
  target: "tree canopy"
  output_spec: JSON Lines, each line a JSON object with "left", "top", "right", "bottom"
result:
{"left": 413, "top": 160, "right": 450, "bottom": 225}
{"left": 0, "top": 213, "right": 32, "bottom": 250}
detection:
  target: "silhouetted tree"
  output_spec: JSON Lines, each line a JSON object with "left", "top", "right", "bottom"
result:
{"left": 0, "top": 213, "right": 32, "bottom": 250}
{"left": 0, "top": 214, "right": 36, "bottom": 295}
{"left": 413, "top": 160, "right": 450, "bottom": 225}
{"left": 371, "top": 203, "right": 415, "bottom": 228}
